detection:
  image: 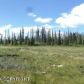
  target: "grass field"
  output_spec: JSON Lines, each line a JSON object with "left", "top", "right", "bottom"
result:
{"left": 0, "top": 46, "right": 84, "bottom": 84}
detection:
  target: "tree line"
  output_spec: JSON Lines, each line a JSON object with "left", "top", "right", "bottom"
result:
{"left": 0, "top": 27, "right": 84, "bottom": 46}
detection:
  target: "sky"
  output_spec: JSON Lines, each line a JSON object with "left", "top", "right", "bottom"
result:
{"left": 0, "top": 0, "right": 84, "bottom": 34}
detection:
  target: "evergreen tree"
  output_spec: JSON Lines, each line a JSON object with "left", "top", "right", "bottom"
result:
{"left": 30, "top": 29, "right": 35, "bottom": 45}
{"left": 24, "top": 32, "right": 29, "bottom": 45}
{"left": 36, "top": 28, "right": 40, "bottom": 44}
{"left": 54, "top": 31, "right": 57, "bottom": 45}
{"left": 13, "top": 33, "right": 17, "bottom": 45}
{"left": 41, "top": 27, "right": 46, "bottom": 44}
{"left": 19, "top": 29, "right": 22, "bottom": 45}
{"left": 0, "top": 34, "right": 3, "bottom": 44}
{"left": 51, "top": 30, "right": 54, "bottom": 45}
{"left": 58, "top": 30, "right": 61, "bottom": 45}
{"left": 47, "top": 29, "right": 52, "bottom": 45}
{"left": 22, "top": 28, "right": 24, "bottom": 44}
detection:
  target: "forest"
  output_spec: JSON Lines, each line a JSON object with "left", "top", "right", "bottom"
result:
{"left": 0, "top": 27, "right": 84, "bottom": 46}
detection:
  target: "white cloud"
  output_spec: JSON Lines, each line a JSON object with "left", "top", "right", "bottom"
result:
{"left": 0, "top": 24, "right": 12, "bottom": 35}
{"left": 0, "top": 24, "right": 40, "bottom": 35}
{"left": 0, "top": 24, "right": 55, "bottom": 38}
{"left": 27, "top": 12, "right": 53, "bottom": 24}
{"left": 43, "top": 24, "right": 53, "bottom": 28}
{"left": 55, "top": 3, "right": 84, "bottom": 28}
{"left": 35, "top": 17, "right": 53, "bottom": 24}
{"left": 4, "top": 24, "right": 12, "bottom": 29}
{"left": 27, "top": 12, "right": 37, "bottom": 17}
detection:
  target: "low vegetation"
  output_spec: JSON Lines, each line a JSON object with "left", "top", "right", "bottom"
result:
{"left": 0, "top": 46, "right": 84, "bottom": 84}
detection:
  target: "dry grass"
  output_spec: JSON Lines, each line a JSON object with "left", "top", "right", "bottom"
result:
{"left": 0, "top": 46, "right": 84, "bottom": 84}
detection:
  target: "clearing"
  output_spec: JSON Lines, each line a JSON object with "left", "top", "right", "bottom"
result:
{"left": 0, "top": 46, "right": 84, "bottom": 84}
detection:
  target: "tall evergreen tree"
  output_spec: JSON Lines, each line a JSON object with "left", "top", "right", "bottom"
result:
{"left": 36, "top": 28, "right": 40, "bottom": 43}
{"left": 51, "top": 30, "right": 54, "bottom": 45}
{"left": 54, "top": 31, "right": 57, "bottom": 45}
{"left": 41, "top": 27, "right": 46, "bottom": 44}
{"left": 47, "top": 29, "right": 52, "bottom": 45}
{"left": 58, "top": 30, "right": 61, "bottom": 45}
{"left": 30, "top": 29, "right": 35, "bottom": 45}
